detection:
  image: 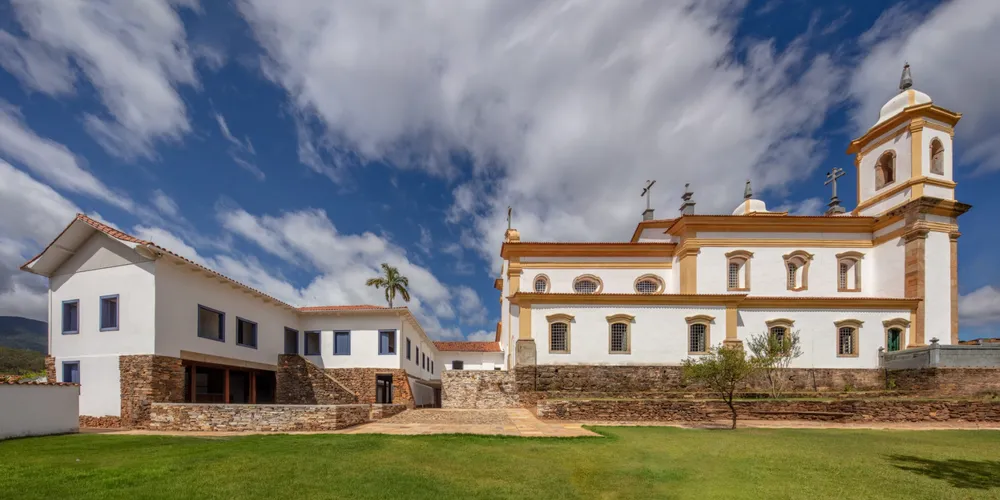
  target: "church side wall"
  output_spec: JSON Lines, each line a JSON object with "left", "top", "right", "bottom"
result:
{"left": 521, "top": 268, "right": 671, "bottom": 295}
{"left": 924, "top": 231, "right": 953, "bottom": 345}
{"left": 696, "top": 246, "right": 873, "bottom": 296}
{"left": 872, "top": 237, "right": 905, "bottom": 297}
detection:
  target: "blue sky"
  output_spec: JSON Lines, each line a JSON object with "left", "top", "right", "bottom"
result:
{"left": 1, "top": 0, "right": 999, "bottom": 340}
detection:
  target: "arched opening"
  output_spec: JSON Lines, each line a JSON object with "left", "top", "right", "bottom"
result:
{"left": 875, "top": 151, "right": 896, "bottom": 190}
{"left": 930, "top": 139, "right": 945, "bottom": 175}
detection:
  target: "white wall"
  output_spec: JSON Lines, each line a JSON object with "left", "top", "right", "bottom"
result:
{"left": 531, "top": 305, "right": 726, "bottom": 365}
{"left": 696, "top": 246, "right": 874, "bottom": 296}
{"left": 409, "top": 377, "right": 436, "bottom": 407}
{"left": 738, "top": 309, "right": 911, "bottom": 368}
{"left": 442, "top": 351, "right": 504, "bottom": 371}
{"left": 298, "top": 315, "right": 403, "bottom": 370}
{"left": 54, "top": 355, "right": 121, "bottom": 416}
{"left": 872, "top": 237, "right": 905, "bottom": 297}
{"left": 400, "top": 320, "right": 438, "bottom": 380}
{"left": 924, "top": 231, "right": 953, "bottom": 344}
{"left": 522, "top": 268, "right": 670, "bottom": 295}
{"left": 154, "top": 261, "right": 299, "bottom": 365}
{"left": 49, "top": 235, "right": 157, "bottom": 359}
{"left": 0, "top": 385, "right": 79, "bottom": 439}
{"left": 858, "top": 125, "right": 912, "bottom": 206}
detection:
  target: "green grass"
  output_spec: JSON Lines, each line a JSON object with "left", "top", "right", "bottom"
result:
{"left": 2, "top": 428, "right": 999, "bottom": 499}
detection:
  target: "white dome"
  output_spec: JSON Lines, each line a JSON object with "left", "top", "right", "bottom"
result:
{"left": 732, "top": 199, "right": 768, "bottom": 216}
{"left": 875, "top": 88, "right": 931, "bottom": 126}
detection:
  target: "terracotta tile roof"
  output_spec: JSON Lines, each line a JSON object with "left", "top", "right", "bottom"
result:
{"left": 297, "top": 305, "right": 388, "bottom": 312}
{"left": 433, "top": 341, "right": 502, "bottom": 353}
{"left": 0, "top": 378, "right": 78, "bottom": 386}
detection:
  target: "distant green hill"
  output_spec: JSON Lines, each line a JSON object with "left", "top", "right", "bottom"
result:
{"left": 0, "top": 346, "right": 45, "bottom": 375}
{"left": 0, "top": 316, "right": 47, "bottom": 354}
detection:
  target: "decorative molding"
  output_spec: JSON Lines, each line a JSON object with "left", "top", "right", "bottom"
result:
{"left": 847, "top": 103, "right": 962, "bottom": 155}
{"left": 501, "top": 242, "right": 675, "bottom": 259}
{"left": 633, "top": 274, "right": 665, "bottom": 294}
{"left": 531, "top": 274, "right": 551, "bottom": 293}
{"left": 520, "top": 261, "right": 672, "bottom": 269}
{"left": 509, "top": 293, "right": 920, "bottom": 311}
{"left": 572, "top": 274, "right": 604, "bottom": 294}
{"left": 685, "top": 314, "right": 716, "bottom": 324}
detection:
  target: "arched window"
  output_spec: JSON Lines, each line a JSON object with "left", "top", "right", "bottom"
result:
{"left": 883, "top": 318, "right": 910, "bottom": 352}
{"left": 930, "top": 139, "right": 945, "bottom": 175}
{"left": 685, "top": 315, "right": 714, "bottom": 354}
{"left": 546, "top": 314, "right": 573, "bottom": 354}
{"left": 634, "top": 274, "right": 664, "bottom": 294}
{"left": 782, "top": 251, "right": 813, "bottom": 291}
{"left": 834, "top": 320, "right": 862, "bottom": 357}
{"left": 607, "top": 314, "right": 634, "bottom": 354}
{"left": 875, "top": 151, "right": 896, "bottom": 190}
{"left": 836, "top": 252, "right": 864, "bottom": 292}
{"left": 572, "top": 275, "right": 602, "bottom": 294}
{"left": 725, "top": 250, "right": 754, "bottom": 291}
{"left": 765, "top": 318, "right": 794, "bottom": 350}
{"left": 533, "top": 275, "right": 550, "bottom": 293}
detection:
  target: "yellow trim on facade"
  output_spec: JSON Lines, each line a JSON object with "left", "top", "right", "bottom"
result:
{"left": 691, "top": 238, "right": 873, "bottom": 248}
{"left": 518, "top": 304, "right": 532, "bottom": 340}
{"left": 606, "top": 314, "right": 634, "bottom": 355}
{"left": 666, "top": 216, "right": 875, "bottom": 235}
{"left": 685, "top": 314, "right": 714, "bottom": 354}
{"left": 520, "top": 261, "right": 672, "bottom": 269}
{"left": 679, "top": 248, "right": 699, "bottom": 294}
{"left": 545, "top": 313, "right": 573, "bottom": 354}
{"left": 633, "top": 274, "right": 666, "bottom": 294}
{"left": 509, "top": 292, "right": 920, "bottom": 311}
{"left": 834, "top": 319, "right": 863, "bottom": 358}
{"left": 855, "top": 176, "right": 956, "bottom": 214}
{"left": 501, "top": 242, "right": 675, "bottom": 259}
{"left": 847, "top": 103, "right": 962, "bottom": 154}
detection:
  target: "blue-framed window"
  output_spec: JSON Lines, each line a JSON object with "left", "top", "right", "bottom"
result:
{"left": 334, "top": 331, "right": 351, "bottom": 355}
{"left": 236, "top": 317, "right": 258, "bottom": 348}
{"left": 62, "top": 300, "right": 79, "bottom": 334}
{"left": 62, "top": 361, "right": 80, "bottom": 384}
{"left": 197, "top": 305, "right": 225, "bottom": 342}
{"left": 100, "top": 295, "right": 119, "bottom": 331}
{"left": 406, "top": 338, "right": 411, "bottom": 360}
{"left": 305, "top": 331, "right": 321, "bottom": 355}
{"left": 379, "top": 330, "right": 396, "bottom": 355}
{"left": 284, "top": 327, "right": 299, "bottom": 354}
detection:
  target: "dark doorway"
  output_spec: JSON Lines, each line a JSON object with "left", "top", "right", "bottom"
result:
{"left": 375, "top": 374, "right": 393, "bottom": 404}
{"left": 255, "top": 371, "right": 276, "bottom": 403}
{"left": 183, "top": 362, "right": 277, "bottom": 404}
{"left": 284, "top": 328, "right": 299, "bottom": 354}
{"left": 230, "top": 370, "right": 251, "bottom": 403}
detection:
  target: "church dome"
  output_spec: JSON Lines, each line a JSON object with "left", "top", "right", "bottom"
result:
{"left": 732, "top": 180, "right": 770, "bottom": 215}
{"left": 875, "top": 63, "right": 931, "bottom": 126}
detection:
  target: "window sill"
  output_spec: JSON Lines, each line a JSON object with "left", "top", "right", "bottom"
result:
{"left": 787, "top": 287, "right": 807, "bottom": 292}
{"left": 304, "top": 352, "right": 321, "bottom": 356}
{"left": 688, "top": 351, "right": 709, "bottom": 355}
{"left": 836, "top": 353, "right": 860, "bottom": 358}
{"left": 334, "top": 353, "right": 351, "bottom": 356}
{"left": 100, "top": 327, "right": 119, "bottom": 332}
{"left": 609, "top": 351, "right": 631, "bottom": 355}
{"left": 378, "top": 352, "right": 397, "bottom": 356}
{"left": 549, "top": 350, "right": 571, "bottom": 354}
{"left": 62, "top": 331, "right": 79, "bottom": 335}
{"left": 198, "top": 335, "right": 226, "bottom": 343}
{"left": 727, "top": 288, "right": 750, "bottom": 292}
{"left": 237, "top": 343, "right": 258, "bottom": 349}
{"left": 838, "top": 288, "right": 862, "bottom": 293}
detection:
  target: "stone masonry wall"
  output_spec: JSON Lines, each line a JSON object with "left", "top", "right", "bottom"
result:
{"left": 889, "top": 367, "right": 1000, "bottom": 396}
{"left": 327, "top": 368, "right": 415, "bottom": 407}
{"left": 370, "top": 403, "right": 408, "bottom": 420}
{"left": 119, "top": 355, "right": 185, "bottom": 428}
{"left": 517, "top": 365, "right": 884, "bottom": 395}
{"left": 79, "top": 416, "right": 122, "bottom": 428}
{"left": 147, "top": 403, "right": 370, "bottom": 432}
{"left": 44, "top": 355, "right": 56, "bottom": 383}
{"left": 442, "top": 370, "right": 520, "bottom": 409}
{"left": 276, "top": 355, "right": 358, "bottom": 405}
{"left": 538, "top": 398, "right": 1000, "bottom": 423}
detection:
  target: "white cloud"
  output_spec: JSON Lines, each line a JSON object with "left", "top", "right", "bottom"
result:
{"left": 4, "top": 0, "right": 200, "bottom": 159}
{"left": 774, "top": 197, "right": 825, "bottom": 216}
{"left": 0, "top": 160, "right": 82, "bottom": 321}
{"left": 237, "top": 0, "right": 845, "bottom": 264}
{"left": 959, "top": 285, "right": 1000, "bottom": 327}
{"left": 416, "top": 225, "right": 432, "bottom": 255}
{"left": 850, "top": 0, "right": 1000, "bottom": 173}
{"left": 151, "top": 190, "right": 181, "bottom": 219}
{"left": 214, "top": 111, "right": 264, "bottom": 180}
{"left": 0, "top": 101, "right": 133, "bottom": 210}
{"left": 455, "top": 286, "right": 488, "bottom": 326}
{"left": 465, "top": 329, "right": 496, "bottom": 342}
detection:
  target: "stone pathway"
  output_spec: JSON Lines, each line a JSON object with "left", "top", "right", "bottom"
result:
{"left": 343, "top": 409, "right": 598, "bottom": 437}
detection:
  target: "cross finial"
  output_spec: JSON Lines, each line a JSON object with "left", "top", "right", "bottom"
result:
{"left": 743, "top": 180, "right": 753, "bottom": 200}
{"left": 640, "top": 180, "right": 656, "bottom": 221}
{"left": 899, "top": 62, "right": 913, "bottom": 92}
{"left": 824, "top": 167, "right": 847, "bottom": 214}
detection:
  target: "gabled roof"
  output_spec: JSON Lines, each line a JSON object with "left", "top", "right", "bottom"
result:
{"left": 434, "top": 341, "right": 502, "bottom": 353}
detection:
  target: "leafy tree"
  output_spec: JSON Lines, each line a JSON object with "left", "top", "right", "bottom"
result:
{"left": 747, "top": 330, "right": 803, "bottom": 398}
{"left": 0, "top": 346, "right": 45, "bottom": 375}
{"left": 365, "top": 263, "right": 411, "bottom": 308}
{"left": 682, "top": 345, "right": 758, "bottom": 429}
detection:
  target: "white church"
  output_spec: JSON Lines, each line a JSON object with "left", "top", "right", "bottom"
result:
{"left": 496, "top": 64, "right": 968, "bottom": 370}
{"left": 21, "top": 65, "right": 966, "bottom": 425}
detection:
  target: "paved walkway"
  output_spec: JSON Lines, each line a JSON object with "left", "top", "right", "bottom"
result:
{"left": 343, "top": 409, "right": 598, "bottom": 437}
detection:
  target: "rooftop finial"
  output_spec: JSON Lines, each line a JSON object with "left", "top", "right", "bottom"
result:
{"left": 899, "top": 62, "right": 913, "bottom": 92}
{"left": 743, "top": 180, "right": 753, "bottom": 200}
{"left": 679, "top": 183, "right": 696, "bottom": 215}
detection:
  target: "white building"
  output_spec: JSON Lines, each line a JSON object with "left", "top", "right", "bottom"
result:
{"left": 21, "top": 217, "right": 445, "bottom": 424}
{"left": 497, "top": 64, "right": 968, "bottom": 370}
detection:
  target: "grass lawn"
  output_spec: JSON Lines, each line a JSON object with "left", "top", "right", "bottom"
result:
{"left": 2, "top": 427, "right": 1000, "bottom": 499}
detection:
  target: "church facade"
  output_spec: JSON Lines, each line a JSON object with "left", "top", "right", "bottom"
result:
{"left": 496, "top": 65, "right": 969, "bottom": 370}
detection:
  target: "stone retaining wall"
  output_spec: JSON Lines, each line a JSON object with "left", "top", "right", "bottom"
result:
{"left": 276, "top": 355, "right": 358, "bottom": 405}
{"left": 120, "top": 355, "right": 185, "bottom": 428}
{"left": 517, "top": 365, "right": 884, "bottom": 395}
{"left": 371, "top": 404, "right": 407, "bottom": 420}
{"left": 889, "top": 368, "right": 1000, "bottom": 396}
{"left": 147, "top": 403, "right": 371, "bottom": 432}
{"left": 326, "top": 368, "right": 414, "bottom": 407}
{"left": 537, "top": 398, "right": 1000, "bottom": 423}
{"left": 442, "top": 370, "right": 520, "bottom": 409}
{"left": 79, "top": 415, "right": 122, "bottom": 428}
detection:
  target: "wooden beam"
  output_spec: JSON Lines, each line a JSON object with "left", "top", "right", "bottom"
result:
{"left": 189, "top": 365, "right": 197, "bottom": 403}
{"left": 250, "top": 373, "right": 257, "bottom": 404}
{"left": 224, "top": 368, "right": 230, "bottom": 404}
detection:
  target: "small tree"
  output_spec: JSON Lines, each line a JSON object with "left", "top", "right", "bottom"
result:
{"left": 365, "top": 263, "right": 411, "bottom": 308}
{"left": 682, "top": 345, "right": 757, "bottom": 429}
{"left": 747, "top": 330, "right": 803, "bottom": 398}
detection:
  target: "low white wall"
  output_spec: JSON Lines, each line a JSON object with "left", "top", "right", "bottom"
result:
{"left": 409, "top": 377, "right": 436, "bottom": 407}
{"left": 442, "top": 352, "right": 504, "bottom": 371}
{"left": 0, "top": 384, "right": 79, "bottom": 439}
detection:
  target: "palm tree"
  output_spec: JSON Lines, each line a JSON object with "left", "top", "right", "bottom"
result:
{"left": 366, "top": 263, "right": 411, "bottom": 308}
